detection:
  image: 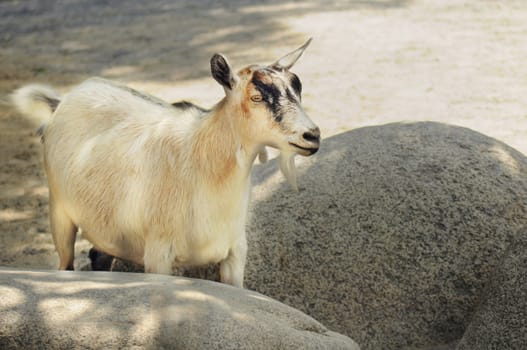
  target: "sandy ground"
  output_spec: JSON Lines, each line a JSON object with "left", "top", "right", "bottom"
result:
{"left": 1, "top": 0, "right": 527, "bottom": 274}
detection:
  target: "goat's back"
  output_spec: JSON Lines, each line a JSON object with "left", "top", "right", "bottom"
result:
{"left": 51, "top": 77, "right": 186, "bottom": 132}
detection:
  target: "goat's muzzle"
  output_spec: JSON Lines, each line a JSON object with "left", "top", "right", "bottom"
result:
{"left": 289, "top": 127, "right": 320, "bottom": 156}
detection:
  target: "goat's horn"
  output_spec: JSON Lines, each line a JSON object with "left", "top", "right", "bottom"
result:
{"left": 272, "top": 37, "right": 313, "bottom": 70}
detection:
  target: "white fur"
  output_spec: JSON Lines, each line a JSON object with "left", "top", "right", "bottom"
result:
{"left": 36, "top": 78, "right": 255, "bottom": 286}
{"left": 12, "top": 41, "right": 319, "bottom": 288}
{"left": 10, "top": 84, "right": 61, "bottom": 124}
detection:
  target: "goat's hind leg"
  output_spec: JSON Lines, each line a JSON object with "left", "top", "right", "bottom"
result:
{"left": 49, "top": 195, "right": 77, "bottom": 270}
{"left": 89, "top": 248, "right": 114, "bottom": 271}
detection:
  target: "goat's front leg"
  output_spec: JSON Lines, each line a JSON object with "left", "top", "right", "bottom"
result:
{"left": 220, "top": 234, "right": 247, "bottom": 288}
{"left": 143, "top": 238, "right": 174, "bottom": 275}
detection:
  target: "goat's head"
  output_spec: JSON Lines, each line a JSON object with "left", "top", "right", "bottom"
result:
{"left": 210, "top": 38, "right": 320, "bottom": 158}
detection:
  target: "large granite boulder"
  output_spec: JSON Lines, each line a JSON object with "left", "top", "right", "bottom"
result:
{"left": 0, "top": 268, "right": 359, "bottom": 350}
{"left": 456, "top": 230, "right": 527, "bottom": 349}
{"left": 245, "top": 122, "right": 527, "bottom": 349}
{"left": 99, "top": 122, "right": 527, "bottom": 349}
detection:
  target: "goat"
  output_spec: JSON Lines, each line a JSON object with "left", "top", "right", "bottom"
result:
{"left": 11, "top": 39, "right": 320, "bottom": 287}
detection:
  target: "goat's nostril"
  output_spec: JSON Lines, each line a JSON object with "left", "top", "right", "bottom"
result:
{"left": 302, "top": 132, "right": 320, "bottom": 143}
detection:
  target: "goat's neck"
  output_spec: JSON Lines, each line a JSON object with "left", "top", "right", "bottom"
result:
{"left": 191, "top": 99, "right": 258, "bottom": 187}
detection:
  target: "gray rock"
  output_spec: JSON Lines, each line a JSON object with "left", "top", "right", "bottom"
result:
{"left": 455, "top": 230, "right": 527, "bottom": 350}
{"left": 103, "top": 122, "right": 527, "bottom": 349}
{"left": 245, "top": 122, "right": 527, "bottom": 349}
{"left": 0, "top": 268, "right": 359, "bottom": 350}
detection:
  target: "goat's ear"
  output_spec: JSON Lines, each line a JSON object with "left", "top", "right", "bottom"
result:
{"left": 211, "top": 53, "right": 237, "bottom": 91}
{"left": 271, "top": 37, "right": 312, "bottom": 70}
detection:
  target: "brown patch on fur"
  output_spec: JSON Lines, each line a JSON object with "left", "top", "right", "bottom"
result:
{"left": 241, "top": 77, "right": 255, "bottom": 118}
{"left": 237, "top": 65, "right": 257, "bottom": 77}
{"left": 191, "top": 100, "right": 239, "bottom": 187}
{"left": 241, "top": 98, "right": 250, "bottom": 117}
{"left": 252, "top": 70, "right": 274, "bottom": 85}
{"left": 240, "top": 69, "right": 276, "bottom": 118}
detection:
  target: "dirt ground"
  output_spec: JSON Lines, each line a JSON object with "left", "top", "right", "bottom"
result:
{"left": 1, "top": 0, "right": 527, "bottom": 271}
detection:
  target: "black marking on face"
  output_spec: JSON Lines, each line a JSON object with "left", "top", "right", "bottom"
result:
{"left": 251, "top": 69, "right": 305, "bottom": 124}
{"left": 286, "top": 88, "right": 297, "bottom": 103}
{"left": 251, "top": 73, "right": 282, "bottom": 119}
{"left": 290, "top": 74, "right": 302, "bottom": 96}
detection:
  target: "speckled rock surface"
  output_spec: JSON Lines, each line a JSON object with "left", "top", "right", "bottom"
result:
{"left": 0, "top": 268, "right": 359, "bottom": 350}
{"left": 105, "top": 122, "right": 527, "bottom": 349}
{"left": 245, "top": 122, "right": 527, "bottom": 349}
{"left": 455, "top": 230, "right": 527, "bottom": 350}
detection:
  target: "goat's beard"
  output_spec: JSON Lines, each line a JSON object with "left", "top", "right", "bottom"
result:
{"left": 256, "top": 147, "right": 298, "bottom": 191}
{"left": 279, "top": 151, "right": 298, "bottom": 191}
{"left": 257, "top": 146, "right": 268, "bottom": 164}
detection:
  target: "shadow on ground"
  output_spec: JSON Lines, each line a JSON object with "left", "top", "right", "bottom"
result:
{"left": 0, "top": 0, "right": 411, "bottom": 87}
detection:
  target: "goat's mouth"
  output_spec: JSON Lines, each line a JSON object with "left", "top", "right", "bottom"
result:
{"left": 288, "top": 142, "right": 319, "bottom": 156}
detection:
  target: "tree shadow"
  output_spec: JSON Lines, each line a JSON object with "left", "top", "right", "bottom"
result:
{"left": 0, "top": 269, "right": 231, "bottom": 348}
{"left": 0, "top": 106, "right": 58, "bottom": 269}
{"left": 0, "top": 268, "right": 340, "bottom": 349}
{"left": 0, "top": 0, "right": 412, "bottom": 86}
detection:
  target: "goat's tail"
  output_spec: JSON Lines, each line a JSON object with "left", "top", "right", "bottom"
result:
{"left": 11, "top": 84, "right": 61, "bottom": 130}
{"left": 11, "top": 84, "right": 61, "bottom": 141}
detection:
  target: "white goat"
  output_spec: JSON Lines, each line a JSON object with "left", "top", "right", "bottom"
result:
{"left": 11, "top": 39, "right": 320, "bottom": 287}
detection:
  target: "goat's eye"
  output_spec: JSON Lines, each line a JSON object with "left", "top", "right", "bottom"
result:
{"left": 250, "top": 95, "right": 263, "bottom": 102}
